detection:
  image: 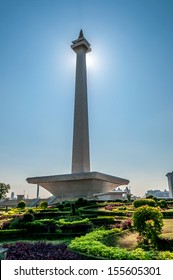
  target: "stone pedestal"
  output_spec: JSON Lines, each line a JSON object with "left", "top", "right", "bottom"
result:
{"left": 27, "top": 172, "right": 129, "bottom": 200}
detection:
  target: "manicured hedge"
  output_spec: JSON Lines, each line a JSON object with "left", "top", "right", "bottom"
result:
{"left": 34, "top": 212, "right": 70, "bottom": 219}
{"left": 161, "top": 211, "right": 173, "bottom": 218}
{"left": 69, "top": 229, "right": 173, "bottom": 260}
{"left": 0, "top": 229, "right": 83, "bottom": 241}
{"left": 58, "top": 218, "right": 93, "bottom": 233}
{"left": 90, "top": 216, "right": 118, "bottom": 226}
{"left": 156, "top": 236, "right": 173, "bottom": 251}
{"left": 133, "top": 199, "right": 156, "bottom": 208}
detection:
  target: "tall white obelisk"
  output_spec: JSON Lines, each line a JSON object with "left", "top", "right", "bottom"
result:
{"left": 71, "top": 30, "right": 91, "bottom": 173}
{"left": 27, "top": 31, "right": 129, "bottom": 200}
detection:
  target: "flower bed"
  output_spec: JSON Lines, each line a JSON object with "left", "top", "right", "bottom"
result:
{"left": 3, "top": 242, "right": 85, "bottom": 260}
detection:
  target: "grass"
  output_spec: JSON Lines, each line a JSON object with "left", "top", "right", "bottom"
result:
{"left": 162, "top": 219, "right": 173, "bottom": 233}
{"left": 116, "top": 219, "right": 173, "bottom": 250}
{"left": 117, "top": 231, "right": 138, "bottom": 250}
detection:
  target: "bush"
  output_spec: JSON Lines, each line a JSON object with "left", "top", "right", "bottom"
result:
{"left": 17, "top": 200, "right": 26, "bottom": 209}
{"left": 132, "top": 206, "right": 163, "bottom": 247}
{"left": 27, "top": 208, "right": 35, "bottom": 214}
{"left": 3, "top": 242, "right": 85, "bottom": 260}
{"left": 34, "top": 212, "right": 66, "bottom": 220}
{"left": 158, "top": 200, "right": 167, "bottom": 208}
{"left": 162, "top": 210, "right": 173, "bottom": 218}
{"left": 1, "top": 220, "right": 11, "bottom": 230}
{"left": 133, "top": 199, "right": 156, "bottom": 208}
{"left": 156, "top": 236, "right": 173, "bottom": 251}
{"left": 118, "top": 206, "right": 126, "bottom": 210}
{"left": 40, "top": 201, "right": 48, "bottom": 209}
{"left": 58, "top": 218, "right": 92, "bottom": 233}
{"left": 75, "top": 198, "right": 88, "bottom": 207}
{"left": 36, "top": 219, "right": 57, "bottom": 233}
{"left": 121, "top": 219, "right": 132, "bottom": 230}
{"left": 24, "top": 221, "right": 48, "bottom": 233}
{"left": 22, "top": 213, "right": 34, "bottom": 223}
{"left": 9, "top": 217, "right": 23, "bottom": 229}
{"left": 0, "top": 229, "right": 26, "bottom": 238}
{"left": 90, "top": 216, "right": 116, "bottom": 226}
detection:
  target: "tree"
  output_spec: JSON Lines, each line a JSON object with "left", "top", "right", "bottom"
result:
{"left": 0, "top": 182, "right": 10, "bottom": 199}
{"left": 132, "top": 205, "right": 163, "bottom": 248}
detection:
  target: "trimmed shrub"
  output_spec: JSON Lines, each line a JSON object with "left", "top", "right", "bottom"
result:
{"left": 17, "top": 200, "right": 26, "bottom": 209}
{"left": 58, "top": 218, "right": 92, "bottom": 233}
{"left": 22, "top": 213, "right": 34, "bottom": 223}
{"left": 0, "top": 229, "right": 27, "bottom": 238}
{"left": 161, "top": 210, "right": 173, "bottom": 218}
{"left": 27, "top": 208, "right": 35, "bottom": 214}
{"left": 133, "top": 199, "right": 156, "bottom": 208}
{"left": 40, "top": 201, "right": 48, "bottom": 209}
{"left": 158, "top": 200, "right": 167, "bottom": 208}
{"left": 34, "top": 212, "right": 68, "bottom": 220}
{"left": 132, "top": 206, "right": 163, "bottom": 247}
{"left": 24, "top": 221, "right": 48, "bottom": 233}
{"left": 36, "top": 219, "right": 57, "bottom": 233}
{"left": 156, "top": 236, "right": 173, "bottom": 251}
{"left": 9, "top": 217, "right": 23, "bottom": 229}
{"left": 90, "top": 216, "right": 116, "bottom": 226}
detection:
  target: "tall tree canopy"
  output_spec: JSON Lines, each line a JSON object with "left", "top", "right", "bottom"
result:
{"left": 0, "top": 182, "right": 10, "bottom": 199}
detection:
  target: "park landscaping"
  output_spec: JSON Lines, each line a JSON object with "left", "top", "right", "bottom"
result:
{"left": 0, "top": 198, "right": 173, "bottom": 259}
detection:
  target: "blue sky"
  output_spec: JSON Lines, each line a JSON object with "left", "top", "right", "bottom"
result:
{"left": 0, "top": 0, "right": 173, "bottom": 198}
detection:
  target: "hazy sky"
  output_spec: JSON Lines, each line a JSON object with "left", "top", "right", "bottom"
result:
{"left": 0, "top": 0, "right": 173, "bottom": 198}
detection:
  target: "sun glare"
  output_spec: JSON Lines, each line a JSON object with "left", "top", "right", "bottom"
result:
{"left": 86, "top": 53, "right": 95, "bottom": 68}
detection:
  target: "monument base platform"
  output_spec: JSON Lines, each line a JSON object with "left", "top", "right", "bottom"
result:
{"left": 26, "top": 171, "right": 129, "bottom": 200}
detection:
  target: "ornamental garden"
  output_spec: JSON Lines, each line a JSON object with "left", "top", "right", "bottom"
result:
{"left": 0, "top": 197, "right": 173, "bottom": 260}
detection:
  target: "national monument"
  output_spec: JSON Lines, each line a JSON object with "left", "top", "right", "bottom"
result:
{"left": 27, "top": 31, "right": 129, "bottom": 200}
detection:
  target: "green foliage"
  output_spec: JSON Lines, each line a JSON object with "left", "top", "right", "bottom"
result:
{"left": 0, "top": 219, "right": 12, "bottom": 230}
{"left": 27, "top": 208, "right": 35, "bottom": 214}
{"left": 118, "top": 206, "right": 126, "bottom": 210}
{"left": 162, "top": 210, "right": 173, "bottom": 218}
{"left": 58, "top": 218, "right": 92, "bottom": 234}
{"left": 9, "top": 217, "right": 23, "bottom": 229}
{"left": 75, "top": 198, "right": 88, "bottom": 207}
{"left": 24, "top": 221, "right": 48, "bottom": 232}
{"left": 17, "top": 200, "right": 26, "bottom": 209}
{"left": 158, "top": 200, "right": 167, "bottom": 208}
{"left": 133, "top": 199, "right": 156, "bottom": 208}
{"left": 71, "top": 203, "right": 78, "bottom": 215}
{"left": 90, "top": 216, "right": 116, "bottom": 226}
{"left": 40, "top": 201, "right": 48, "bottom": 209}
{"left": 0, "top": 182, "right": 10, "bottom": 199}
{"left": 22, "top": 213, "right": 34, "bottom": 223}
{"left": 132, "top": 206, "right": 163, "bottom": 247}
{"left": 146, "top": 195, "right": 158, "bottom": 202}
{"left": 156, "top": 236, "right": 173, "bottom": 251}
{"left": 58, "top": 218, "right": 90, "bottom": 225}
{"left": 0, "top": 229, "right": 26, "bottom": 238}
{"left": 69, "top": 228, "right": 173, "bottom": 260}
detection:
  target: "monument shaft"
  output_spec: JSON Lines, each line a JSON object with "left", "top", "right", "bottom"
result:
{"left": 71, "top": 31, "right": 91, "bottom": 173}
{"left": 26, "top": 31, "right": 130, "bottom": 200}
